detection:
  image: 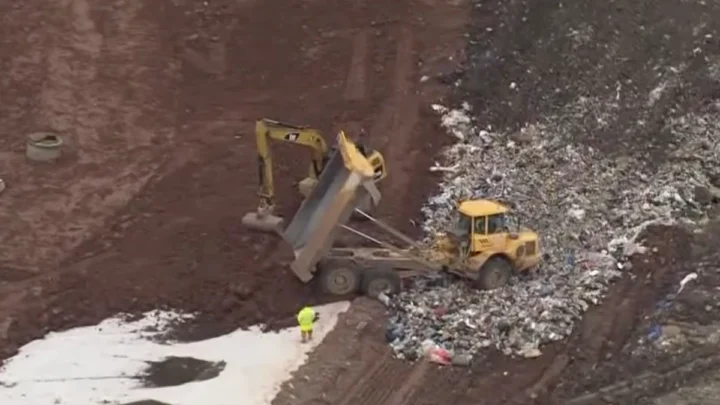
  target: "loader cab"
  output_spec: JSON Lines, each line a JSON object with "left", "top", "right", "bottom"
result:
{"left": 454, "top": 200, "right": 518, "bottom": 255}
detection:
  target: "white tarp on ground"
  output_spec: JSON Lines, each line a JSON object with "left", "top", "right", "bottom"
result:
{"left": 0, "top": 302, "right": 350, "bottom": 405}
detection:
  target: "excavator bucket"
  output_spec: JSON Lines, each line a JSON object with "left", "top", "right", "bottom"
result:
{"left": 282, "top": 131, "right": 380, "bottom": 282}
{"left": 241, "top": 210, "right": 285, "bottom": 234}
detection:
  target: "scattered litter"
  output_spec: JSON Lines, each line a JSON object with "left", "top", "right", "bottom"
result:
{"left": 421, "top": 339, "right": 452, "bottom": 365}
{"left": 519, "top": 346, "right": 542, "bottom": 358}
{"left": 431, "top": 103, "right": 473, "bottom": 141}
{"left": 384, "top": 102, "right": 720, "bottom": 360}
{"left": 647, "top": 324, "right": 663, "bottom": 341}
{"left": 677, "top": 272, "right": 698, "bottom": 294}
{"left": 429, "top": 162, "right": 460, "bottom": 173}
{"left": 0, "top": 178, "right": 5, "bottom": 195}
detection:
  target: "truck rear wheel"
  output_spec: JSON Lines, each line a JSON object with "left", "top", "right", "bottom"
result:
{"left": 318, "top": 266, "right": 360, "bottom": 295}
{"left": 477, "top": 257, "right": 512, "bottom": 290}
{"left": 361, "top": 268, "right": 401, "bottom": 297}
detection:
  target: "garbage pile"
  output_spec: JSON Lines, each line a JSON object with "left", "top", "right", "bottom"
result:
{"left": 385, "top": 99, "right": 720, "bottom": 361}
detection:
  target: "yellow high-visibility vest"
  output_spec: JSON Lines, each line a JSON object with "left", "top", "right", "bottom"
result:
{"left": 297, "top": 307, "right": 316, "bottom": 327}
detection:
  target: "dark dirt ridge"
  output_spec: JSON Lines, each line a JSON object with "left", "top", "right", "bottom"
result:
{"left": 461, "top": 0, "right": 720, "bottom": 166}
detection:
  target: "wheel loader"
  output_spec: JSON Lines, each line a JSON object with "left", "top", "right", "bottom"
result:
{"left": 241, "top": 118, "right": 387, "bottom": 233}
{"left": 280, "top": 131, "right": 542, "bottom": 297}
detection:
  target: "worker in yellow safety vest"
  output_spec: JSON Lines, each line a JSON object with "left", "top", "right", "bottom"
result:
{"left": 297, "top": 306, "right": 316, "bottom": 343}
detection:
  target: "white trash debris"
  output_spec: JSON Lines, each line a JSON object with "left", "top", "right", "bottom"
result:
{"left": 677, "top": 272, "right": 699, "bottom": 294}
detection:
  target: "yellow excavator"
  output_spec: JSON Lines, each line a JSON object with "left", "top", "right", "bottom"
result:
{"left": 241, "top": 118, "right": 388, "bottom": 233}
{"left": 281, "top": 131, "right": 543, "bottom": 296}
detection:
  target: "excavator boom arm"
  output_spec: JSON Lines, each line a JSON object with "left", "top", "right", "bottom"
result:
{"left": 255, "top": 118, "right": 330, "bottom": 205}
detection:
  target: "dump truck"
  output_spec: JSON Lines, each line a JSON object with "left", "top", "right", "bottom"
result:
{"left": 242, "top": 118, "right": 387, "bottom": 233}
{"left": 281, "top": 131, "right": 542, "bottom": 297}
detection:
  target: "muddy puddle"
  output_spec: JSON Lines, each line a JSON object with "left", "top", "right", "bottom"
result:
{"left": 121, "top": 401, "right": 174, "bottom": 405}
{"left": 139, "top": 356, "right": 226, "bottom": 388}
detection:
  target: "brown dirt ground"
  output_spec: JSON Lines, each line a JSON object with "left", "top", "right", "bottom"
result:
{"left": 0, "top": 0, "right": 459, "bottom": 360}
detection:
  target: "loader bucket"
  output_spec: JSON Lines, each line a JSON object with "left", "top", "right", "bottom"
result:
{"left": 282, "top": 131, "right": 379, "bottom": 282}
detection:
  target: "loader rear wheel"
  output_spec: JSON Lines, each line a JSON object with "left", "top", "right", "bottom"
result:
{"left": 477, "top": 257, "right": 512, "bottom": 290}
{"left": 319, "top": 266, "right": 360, "bottom": 296}
{"left": 361, "top": 269, "right": 401, "bottom": 297}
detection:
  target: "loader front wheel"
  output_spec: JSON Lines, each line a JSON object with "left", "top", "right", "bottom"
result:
{"left": 477, "top": 257, "right": 512, "bottom": 290}
{"left": 361, "top": 269, "right": 401, "bottom": 297}
{"left": 319, "top": 266, "right": 360, "bottom": 296}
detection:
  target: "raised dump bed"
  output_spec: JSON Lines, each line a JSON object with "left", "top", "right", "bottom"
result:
{"left": 282, "top": 131, "right": 381, "bottom": 283}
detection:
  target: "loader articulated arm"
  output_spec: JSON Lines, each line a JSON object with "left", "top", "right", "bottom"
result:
{"left": 255, "top": 118, "right": 329, "bottom": 211}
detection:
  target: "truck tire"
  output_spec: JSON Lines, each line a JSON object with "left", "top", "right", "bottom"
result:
{"left": 318, "top": 266, "right": 360, "bottom": 295}
{"left": 477, "top": 257, "right": 512, "bottom": 290}
{"left": 361, "top": 268, "right": 401, "bottom": 297}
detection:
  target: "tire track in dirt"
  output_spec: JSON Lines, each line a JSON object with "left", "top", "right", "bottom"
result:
{"left": 381, "top": 360, "right": 430, "bottom": 405}
{"left": 343, "top": 30, "right": 369, "bottom": 101}
{"left": 504, "top": 226, "right": 694, "bottom": 404}
{"left": 182, "top": 41, "right": 229, "bottom": 76}
{"left": 43, "top": 0, "right": 103, "bottom": 141}
{"left": 369, "top": 25, "right": 419, "bottom": 221}
{"left": 338, "top": 361, "right": 409, "bottom": 405}
{"left": 563, "top": 346, "right": 720, "bottom": 405}
{"left": 516, "top": 289, "right": 646, "bottom": 402}
{"left": 333, "top": 343, "right": 428, "bottom": 405}
{"left": 335, "top": 359, "right": 392, "bottom": 405}
{"left": 179, "top": 13, "right": 234, "bottom": 77}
